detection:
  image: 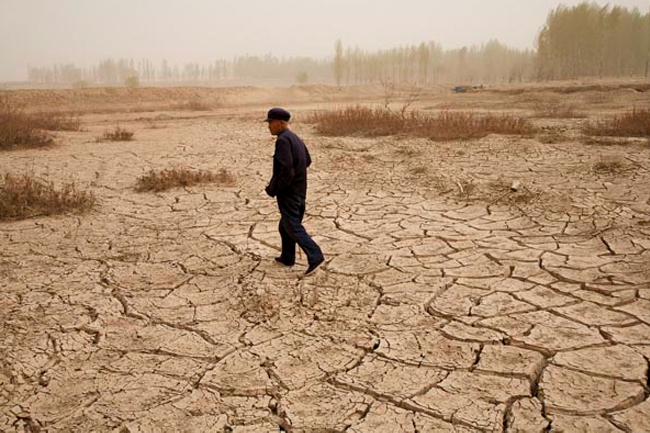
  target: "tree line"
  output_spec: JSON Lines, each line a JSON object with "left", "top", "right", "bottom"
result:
{"left": 332, "top": 39, "right": 535, "bottom": 86}
{"left": 536, "top": 2, "right": 650, "bottom": 80}
{"left": 25, "top": 2, "right": 650, "bottom": 87}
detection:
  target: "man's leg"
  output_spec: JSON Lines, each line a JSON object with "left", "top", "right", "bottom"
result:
{"left": 279, "top": 196, "right": 323, "bottom": 266}
{"left": 278, "top": 218, "right": 296, "bottom": 265}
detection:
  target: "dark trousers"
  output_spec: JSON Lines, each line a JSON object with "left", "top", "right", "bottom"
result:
{"left": 277, "top": 194, "right": 323, "bottom": 265}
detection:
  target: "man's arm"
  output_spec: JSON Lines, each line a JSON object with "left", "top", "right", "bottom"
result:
{"left": 305, "top": 144, "right": 312, "bottom": 168}
{"left": 266, "top": 137, "right": 294, "bottom": 197}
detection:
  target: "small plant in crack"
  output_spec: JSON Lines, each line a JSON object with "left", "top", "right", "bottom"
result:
{"left": 236, "top": 280, "right": 279, "bottom": 324}
{"left": 592, "top": 156, "right": 626, "bottom": 175}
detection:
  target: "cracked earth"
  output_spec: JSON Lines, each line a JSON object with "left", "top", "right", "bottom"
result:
{"left": 1, "top": 86, "right": 650, "bottom": 432}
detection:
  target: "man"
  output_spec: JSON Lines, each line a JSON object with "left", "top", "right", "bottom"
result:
{"left": 264, "top": 107, "right": 324, "bottom": 275}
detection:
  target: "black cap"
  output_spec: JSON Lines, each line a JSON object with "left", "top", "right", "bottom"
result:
{"left": 264, "top": 107, "right": 291, "bottom": 122}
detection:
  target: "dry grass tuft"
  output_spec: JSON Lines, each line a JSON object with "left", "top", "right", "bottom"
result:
{"left": 30, "top": 111, "right": 82, "bottom": 131}
{"left": 98, "top": 126, "right": 134, "bottom": 142}
{"left": 0, "top": 173, "right": 95, "bottom": 220}
{"left": 0, "top": 96, "right": 54, "bottom": 150}
{"left": 532, "top": 102, "right": 586, "bottom": 119}
{"left": 306, "top": 106, "right": 534, "bottom": 141}
{"left": 582, "top": 137, "right": 636, "bottom": 146}
{"left": 172, "top": 99, "right": 213, "bottom": 111}
{"left": 583, "top": 108, "right": 650, "bottom": 138}
{"left": 592, "top": 156, "right": 627, "bottom": 174}
{"left": 135, "top": 167, "right": 235, "bottom": 192}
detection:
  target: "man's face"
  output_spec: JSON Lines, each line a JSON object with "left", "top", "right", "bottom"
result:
{"left": 267, "top": 119, "right": 285, "bottom": 136}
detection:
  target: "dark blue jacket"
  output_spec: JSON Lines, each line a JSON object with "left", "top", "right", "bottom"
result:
{"left": 266, "top": 129, "right": 311, "bottom": 198}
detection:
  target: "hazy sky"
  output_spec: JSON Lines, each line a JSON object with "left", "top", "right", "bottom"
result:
{"left": 1, "top": 0, "right": 648, "bottom": 81}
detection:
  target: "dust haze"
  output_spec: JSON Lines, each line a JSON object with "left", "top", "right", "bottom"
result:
{"left": 2, "top": 1, "right": 650, "bottom": 432}
{"left": 1, "top": 0, "right": 649, "bottom": 85}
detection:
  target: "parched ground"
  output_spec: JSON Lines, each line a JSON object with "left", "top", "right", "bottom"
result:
{"left": 1, "top": 83, "right": 650, "bottom": 432}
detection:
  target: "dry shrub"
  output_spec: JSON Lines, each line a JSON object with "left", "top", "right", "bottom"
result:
{"left": 98, "top": 126, "right": 134, "bottom": 142}
{"left": 172, "top": 99, "right": 212, "bottom": 111}
{"left": 582, "top": 137, "right": 635, "bottom": 146}
{"left": 583, "top": 108, "right": 650, "bottom": 137}
{"left": 532, "top": 101, "right": 586, "bottom": 119}
{"left": 537, "top": 131, "right": 568, "bottom": 144}
{"left": 135, "top": 167, "right": 235, "bottom": 192}
{"left": 306, "top": 106, "right": 533, "bottom": 141}
{"left": 30, "top": 111, "right": 81, "bottom": 131}
{"left": 593, "top": 156, "right": 626, "bottom": 174}
{"left": 0, "top": 96, "right": 54, "bottom": 149}
{"left": 582, "top": 91, "right": 611, "bottom": 105}
{"left": 0, "top": 173, "right": 95, "bottom": 220}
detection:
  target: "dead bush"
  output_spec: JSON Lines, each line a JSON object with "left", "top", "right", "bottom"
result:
{"left": 98, "top": 126, "right": 134, "bottom": 142}
{"left": 135, "top": 167, "right": 235, "bottom": 192}
{"left": 0, "top": 173, "right": 95, "bottom": 220}
{"left": 583, "top": 108, "right": 650, "bottom": 137}
{"left": 30, "top": 111, "right": 81, "bottom": 131}
{"left": 532, "top": 101, "right": 586, "bottom": 119}
{"left": 0, "top": 96, "right": 54, "bottom": 149}
{"left": 582, "top": 137, "right": 635, "bottom": 146}
{"left": 592, "top": 157, "right": 626, "bottom": 174}
{"left": 537, "top": 131, "right": 568, "bottom": 144}
{"left": 582, "top": 91, "right": 611, "bottom": 105}
{"left": 172, "top": 99, "right": 212, "bottom": 111}
{"left": 305, "top": 106, "right": 533, "bottom": 141}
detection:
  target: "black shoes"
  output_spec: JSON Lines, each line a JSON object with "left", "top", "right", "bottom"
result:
{"left": 305, "top": 257, "right": 325, "bottom": 275}
{"left": 275, "top": 256, "right": 324, "bottom": 275}
{"left": 275, "top": 257, "right": 294, "bottom": 266}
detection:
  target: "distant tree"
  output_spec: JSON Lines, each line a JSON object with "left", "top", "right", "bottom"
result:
{"left": 536, "top": 2, "right": 650, "bottom": 80}
{"left": 124, "top": 75, "right": 140, "bottom": 88}
{"left": 73, "top": 80, "right": 89, "bottom": 89}
{"left": 295, "top": 71, "right": 309, "bottom": 84}
{"left": 333, "top": 39, "right": 344, "bottom": 87}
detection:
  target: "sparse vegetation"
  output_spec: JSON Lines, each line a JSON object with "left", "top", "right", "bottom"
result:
{"left": 97, "top": 126, "right": 134, "bottom": 142}
{"left": 0, "top": 173, "right": 95, "bottom": 220}
{"left": 593, "top": 156, "right": 627, "bottom": 174}
{"left": 31, "top": 111, "right": 81, "bottom": 131}
{"left": 532, "top": 101, "right": 586, "bottom": 119}
{"left": 0, "top": 94, "right": 83, "bottom": 150}
{"left": 0, "top": 96, "right": 54, "bottom": 150}
{"left": 582, "top": 137, "right": 635, "bottom": 146}
{"left": 172, "top": 99, "right": 212, "bottom": 111}
{"left": 583, "top": 109, "right": 650, "bottom": 138}
{"left": 306, "top": 106, "right": 534, "bottom": 141}
{"left": 135, "top": 167, "right": 235, "bottom": 192}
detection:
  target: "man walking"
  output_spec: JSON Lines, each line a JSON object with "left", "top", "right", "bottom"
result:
{"left": 264, "top": 107, "right": 324, "bottom": 275}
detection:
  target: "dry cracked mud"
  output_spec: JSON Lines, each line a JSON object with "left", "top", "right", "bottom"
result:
{"left": 1, "top": 86, "right": 650, "bottom": 432}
